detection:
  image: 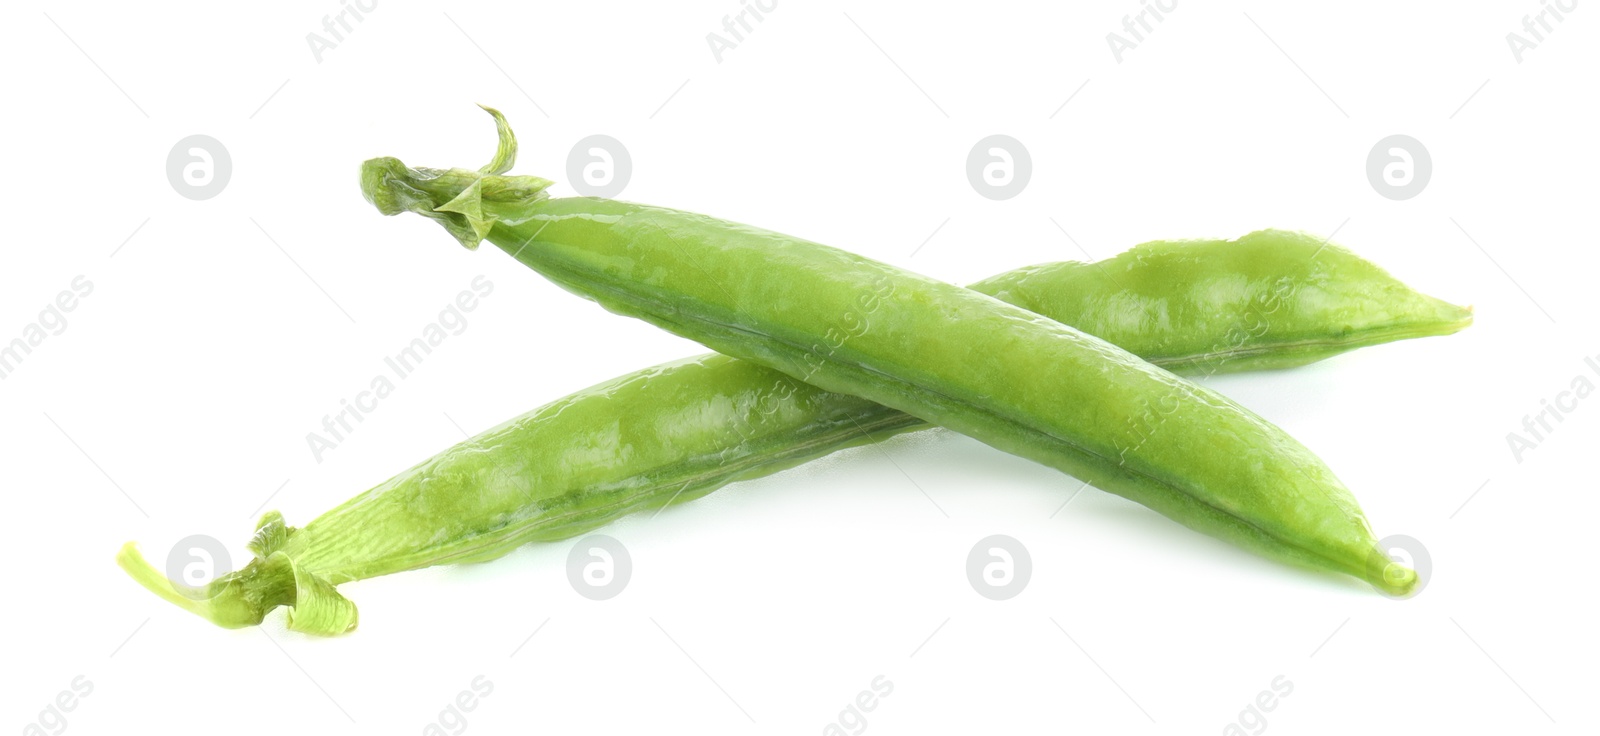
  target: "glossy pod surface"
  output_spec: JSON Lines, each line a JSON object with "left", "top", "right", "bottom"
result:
{"left": 117, "top": 113, "right": 1469, "bottom": 634}
{"left": 355, "top": 113, "right": 1448, "bottom": 600}
{"left": 465, "top": 198, "right": 1407, "bottom": 586}
{"left": 969, "top": 231, "right": 1472, "bottom": 374}
{"left": 115, "top": 225, "right": 1468, "bottom": 633}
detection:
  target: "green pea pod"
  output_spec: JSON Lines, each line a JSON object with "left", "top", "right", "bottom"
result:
{"left": 116, "top": 244, "right": 1462, "bottom": 636}
{"left": 118, "top": 117, "right": 1467, "bottom": 635}
{"left": 357, "top": 109, "right": 1455, "bottom": 599}
{"left": 968, "top": 231, "right": 1472, "bottom": 374}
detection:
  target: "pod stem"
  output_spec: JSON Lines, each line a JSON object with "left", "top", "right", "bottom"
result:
{"left": 116, "top": 513, "right": 360, "bottom": 635}
{"left": 360, "top": 105, "right": 552, "bottom": 250}
{"left": 115, "top": 542, "right": 294, "bottom": 630}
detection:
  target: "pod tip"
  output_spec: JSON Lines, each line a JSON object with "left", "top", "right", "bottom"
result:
{"left": 1377, "top": 561, "right": 1420, "bottom": 598}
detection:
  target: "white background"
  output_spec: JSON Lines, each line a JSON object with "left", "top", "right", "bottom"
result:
{"left": 2, "top": 1, "right": 1594, "bottom": 734}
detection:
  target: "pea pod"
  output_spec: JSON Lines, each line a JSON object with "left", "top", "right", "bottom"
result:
{"left": 360, "top": 109, "right": 1445, "bottom": 601}
{"left": 118, "top": 114, "right": 1468, "bottom": 634}
{"left": 116, "top": 222, "right": 1465, "bottom": 634}
{"left": 119, "top": 237, "right": 1462, "bottom": 635}
{"left": 968, "top": 230, "right": 1472, "bottom": 374}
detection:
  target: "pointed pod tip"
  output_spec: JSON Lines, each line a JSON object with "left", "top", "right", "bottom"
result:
{"left": 1378, "top": 562, "right": 1420, "bottom": 598}
{"left": 1362, "top": 541, "right": 1425, "bottom": 599}
{"left": 1447, "top": 302, "right": 1475, "bottom": 333}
